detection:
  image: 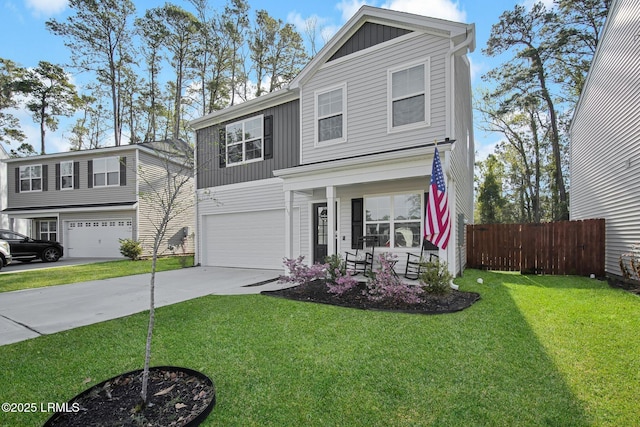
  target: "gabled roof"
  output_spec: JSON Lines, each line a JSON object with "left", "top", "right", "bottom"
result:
{"left": 290, "top": 6, "right": 474, "bottom": 89}
{"left": 190, "top": 5, "right": 474, "bottom": 130}
{"left": 2, "top": 139, "right": 190, "bottom": 164}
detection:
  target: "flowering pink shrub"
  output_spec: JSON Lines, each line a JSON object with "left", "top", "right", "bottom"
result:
{"left": 365, "top": 253, "right": 424, "bottom": 304}
{"left": 326, "top": 267, "right": 359, "bottom": 295}
{"left": 280, "top": 254, "right": 423, "bottom": 305}
{"left": 279, "top": 256, "right": 328, "bottom": 286}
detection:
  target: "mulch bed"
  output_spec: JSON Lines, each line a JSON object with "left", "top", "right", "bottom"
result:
{"left": 262, "top": 280, "right": 480, "bottom": 314}
{"left": 45, "top": 367, "right": 215, "bottom": 427}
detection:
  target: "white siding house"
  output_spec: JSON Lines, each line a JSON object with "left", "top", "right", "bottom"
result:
{"left": 192, "top": 6, "right": 475, "bottom": 275}
{"left": 569, "top": 0, "right": 640, "bottom": 277}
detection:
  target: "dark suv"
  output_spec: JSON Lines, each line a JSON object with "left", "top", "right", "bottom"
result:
{"left": 0, "top": 230, "right": 64, "bottom": 263}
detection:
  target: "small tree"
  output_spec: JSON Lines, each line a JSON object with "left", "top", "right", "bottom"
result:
{"left": 134, "top": 139, "right": 196, "bottom": 406}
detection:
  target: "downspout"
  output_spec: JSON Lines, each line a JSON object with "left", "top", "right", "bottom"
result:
{"left": 446, "top": 23, "right": 476, "bottom": 140}
{"left": 193, "top": 136, "right": 200, "bottom": 266}
{"left": 135, "top": 149, "right": 141, "bottom": 246}
{"left": 444, "top": 24, "right": 475, "bottom": 277}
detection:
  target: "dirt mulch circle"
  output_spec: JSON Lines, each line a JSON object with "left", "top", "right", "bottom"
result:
{"left": 262, "top": 280, "right": 480, "bottom": 314}
{"left": 44, "top": 367, "right": 215, "bottom": 427}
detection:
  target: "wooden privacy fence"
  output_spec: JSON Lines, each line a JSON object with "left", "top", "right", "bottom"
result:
{"left": 466, "top": 219, "right": 605, "bottom": 276}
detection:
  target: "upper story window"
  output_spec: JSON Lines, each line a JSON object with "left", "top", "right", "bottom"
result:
{"left": 60, "top": 161, "right": 74, "bottom": 190}
{"left": 315, "top": 83, "right": 346, "bottom": 145}
{"left": 20, "top": 165, "right": 42, "bottom": 192}
{"left": 225, "top": 115, "right": 263, "bottom": 166}
{"left": 388, "top": 59, "right": 430, "bottom": 131}
{"left": 93, "top": 157, "right": 120, "bottom": 187}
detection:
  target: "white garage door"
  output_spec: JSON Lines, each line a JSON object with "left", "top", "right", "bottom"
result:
{"left": 65, "top": 219, "right": 133, "bottom": 258}
{"left": 203, "top": 209, "right": 299, "bottom": 269}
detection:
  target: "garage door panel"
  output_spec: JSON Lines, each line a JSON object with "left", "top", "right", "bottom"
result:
{"left": 203, "top": 209, "right": 299, "bottom": 269}
{"left": 65, "top": 219, "right": 132, "bottom": 258}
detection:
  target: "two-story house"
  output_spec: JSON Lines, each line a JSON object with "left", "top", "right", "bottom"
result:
{"left": 191, "top": 6, "right": 475, "bottom": 274}
{"left": 2, "top": 141, "right": 195, "bottom": 259}
{"left": 1, "top": 145, "right": 29, "bottom": 235}
{"left": 570, "top": 0, "right": 640, "bottom": 279}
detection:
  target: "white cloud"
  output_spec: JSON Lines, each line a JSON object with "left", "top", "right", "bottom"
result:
{"left": 25, "top": 0, "right": 67, "bottom": 17}
{"left": 380, "top": 0, "right": 466, "bottom": 22}
{"left": 523, "top": 0, "right": 555, "bottom": 11}
{"left": 288, "top": 11, "right": 333, "bottom": 43}
{"left": 475, "top": 137, "right": 501, "bottom": 162}
{"left": 336, "top": 0, "right": 368, "bottom": 22}
{"left": 468, "top": 55, "right": 482, "bottom": 83}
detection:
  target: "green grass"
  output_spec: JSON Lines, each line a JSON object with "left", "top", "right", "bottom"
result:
{"left": 0, "top": 256, "right": 194, "bottom": 293}
{"left": 1, "top": 270, "right": 639, "bottom": 426}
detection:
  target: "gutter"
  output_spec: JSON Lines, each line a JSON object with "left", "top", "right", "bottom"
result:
{"left": 446, "top": 23, "right": 475, "bottom": 141}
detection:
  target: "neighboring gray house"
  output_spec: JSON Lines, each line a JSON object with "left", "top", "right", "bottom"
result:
{"left": 191, "top": 6, "right": 475, "bottom": 274}
{"left": 0, "top": 145, "right": 29, "bottom": 235}
{"left": 569, "top": 0, "right": 640, "bottom": 278}
{"left": 2, "top": 141, "right": 195, "bottom": 258}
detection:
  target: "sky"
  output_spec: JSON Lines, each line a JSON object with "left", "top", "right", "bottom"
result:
{"left": 0, "top": 0, "right": 551, "bottom": 157}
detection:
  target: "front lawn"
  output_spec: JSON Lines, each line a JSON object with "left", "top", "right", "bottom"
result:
{"left": 0, "top": 256, "right": 194, "bottom": 293}
{"left": 1, "top": 270, "right": 639, "bottom": 426}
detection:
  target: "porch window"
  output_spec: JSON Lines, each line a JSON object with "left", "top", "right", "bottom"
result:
{"left": 20, "top": 165, "right": 42, "bottom": 192}
{"left": 388, "top": 59, "right": 429, "bottom": 130}
{"left": 39, "top": 220, "right": 57, "bottom": 241}
{"left": 226, "top": 115, "right": 263, "bottom": 166}
{"left": 315, "top": 84, "right": 346, "bottom": 144}
{"left": 365, "top": 193, "right": 422, "bottom": 248}
{"left": 93, "top": 157, "right": 120, "bottom": 187}
{"left": 60, "top": 161, "right": 73, "bottom": 190}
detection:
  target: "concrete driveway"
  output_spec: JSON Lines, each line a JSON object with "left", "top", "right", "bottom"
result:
{"left": 1, "top": 257, "right": 120, "bottom": 273}
{"left": 0, "top": 266, "right": 289, "bottom": 346}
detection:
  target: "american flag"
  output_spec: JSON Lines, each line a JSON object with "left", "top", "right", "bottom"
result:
{"left": 425, "top": 146, "right": 451, "bottom": 249}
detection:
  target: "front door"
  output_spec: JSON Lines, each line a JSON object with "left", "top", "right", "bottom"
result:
{"left": 313, "top": 203, "right": 328, "bottom": 264}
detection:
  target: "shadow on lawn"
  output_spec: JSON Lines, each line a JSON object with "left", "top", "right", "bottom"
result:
{"left": 449, "top": 270, "right": 592, "bottom": 426}
{"left": 0, "top": 271, "right": 595, "bottom": 426}
{"left": 467, "top": 268, "right": 610, "bottom": 290}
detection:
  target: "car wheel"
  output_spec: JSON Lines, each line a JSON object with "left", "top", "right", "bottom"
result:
{"left": 42, "top": 247, "right": 61, "bottom": 262}
{"left": 0, "top": 256, "right": 4, "bottom": 270}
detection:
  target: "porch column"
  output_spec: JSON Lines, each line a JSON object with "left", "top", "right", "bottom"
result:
{"left": 326, "top": 186, "right": 337, "bottom": 257}
{"left": 284, "top": 190, "right": 294, "bottom": 265}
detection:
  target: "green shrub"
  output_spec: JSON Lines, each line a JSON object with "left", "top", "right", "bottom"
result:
{"left": 119, "top": 238, "right": 143, "bottom": 260}
{"left": 419, "top": 259, "right": 454, "bottom": 295}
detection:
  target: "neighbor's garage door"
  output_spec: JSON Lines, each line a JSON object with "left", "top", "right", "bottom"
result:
{"left": 65, "top": 219, "right": 132, "bottom": 258}
{"left": 203, "top": 209, "right": 298, "bottom": 269}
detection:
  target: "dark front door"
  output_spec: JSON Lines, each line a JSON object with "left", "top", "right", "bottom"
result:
{"left": 313, "top": 203, "right": 328, "bottom": 264}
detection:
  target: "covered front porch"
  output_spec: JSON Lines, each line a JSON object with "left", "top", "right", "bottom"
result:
{"left": 274, "top": 143, "right": 458, "bottom": 275}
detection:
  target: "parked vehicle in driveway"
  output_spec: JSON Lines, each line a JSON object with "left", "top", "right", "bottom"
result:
{"left": 0, "top": 239, "right": 12, "bottom": 269}
{"left": 0, "top": 230, "right": 63, "bottom": 263}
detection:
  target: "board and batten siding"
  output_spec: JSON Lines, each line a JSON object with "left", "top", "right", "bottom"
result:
{"left": 569, "top": 0, "right": 640, "bottom": 276}
{"left": 137, "top": 151, "right": 195, "bottom": 256}
{"left": 196, "top": 100, "right": 300, "bottom": 189}
{"left": 300, "top": 32, "right": 451, "bottom": 165}
{"left": 7, "top": 151, "right": 137, "bottom": 208}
